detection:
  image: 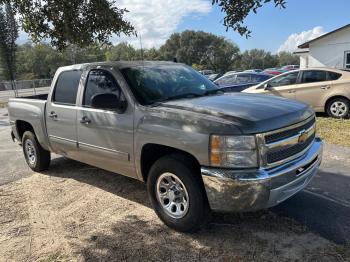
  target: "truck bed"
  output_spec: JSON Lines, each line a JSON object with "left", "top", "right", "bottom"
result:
{"left": 20, "top": 93, "right": 48, "bottom": 100}
{"left": 8, "top": 97, "right": 50, "bottom": 150}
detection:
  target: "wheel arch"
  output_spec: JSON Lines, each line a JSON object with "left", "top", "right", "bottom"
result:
{"left": 325, "top": 95, "right": 350, "bottom": 112}
{"left": 16, "top": 120, "right": 35, "bottom": 141}
{"left": 140, "top": 143, "right": 201, "bottom": 182}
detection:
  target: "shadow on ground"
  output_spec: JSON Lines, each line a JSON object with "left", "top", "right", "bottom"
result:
{"left": 44, "top": 156, "right": 350, "bottom": 256}
{"left": 272, "top": 183, "right": 350, "bottom": 244}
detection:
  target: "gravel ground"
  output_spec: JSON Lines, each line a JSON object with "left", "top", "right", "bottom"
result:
{"left": 0, "top": 160, "right": 347, "bottom": 262}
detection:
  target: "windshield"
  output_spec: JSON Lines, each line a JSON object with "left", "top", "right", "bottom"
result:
{"left": 121, "top": 64, "right": 219, "bottom": 105}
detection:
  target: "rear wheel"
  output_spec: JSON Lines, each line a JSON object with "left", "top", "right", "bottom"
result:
{"left": 22, "top": 131, "right": 51, "bottom": 171}
{"left": 326, "top": 98, "right": 349, "bottom": 118}
{"left": 147, "top": 154, "right": 210, "bottom": 232}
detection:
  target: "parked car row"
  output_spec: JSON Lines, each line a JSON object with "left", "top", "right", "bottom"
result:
{"left": 199, "top": 65, "right": 349, "bottom": 118}
{"left": 214, "top": 72, "right": 273, "bottom": 92}
{"left": 200, "top": 65, "right": 299, "bottom": 79}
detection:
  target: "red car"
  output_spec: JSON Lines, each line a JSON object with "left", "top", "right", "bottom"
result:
{"left": 263, "top": 68, "right": 284, "bottom": 75}
{"left": 281, "top": 65, "right": 300, "bottom": 71}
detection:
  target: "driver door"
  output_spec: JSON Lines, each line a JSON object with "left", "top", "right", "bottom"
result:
{"left": 76, "top": 68, "right": 135, "bottom": 178}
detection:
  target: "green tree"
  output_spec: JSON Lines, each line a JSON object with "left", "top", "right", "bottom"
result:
{"left": 159, "top": 30, "right": 240, "bottom": 73}
{"left": 2, "top": 0, "right": 135, "bottom": 50}
{"left": 16, "top": 43, "right": 66, "bottom": 79}
{"left": 235, "top": 49, "right": 278, "bottom": 70}
{"left": 63, "top": 45, "right": 106, "bottom": 64}
{"left": 144, "top": 48, "right": 161, "bottom": 61}
{"left": 2, "top": 0, "right": 288, "bottom": 51}
{"left": 212, "top": 0, "right": 286, "bottom": 37}
{"left": 16, "top": 43, "right": 109, "bottom": 79}
{"left": 0, "top": 2, "right": 18, "bottom": 83}
{"left": 192, "top": 63, "right": 204, "bottom": 71}
{"left": 105, "top": 42, "right": 141, "bottom": 61}
{"left": 276, "top": 51, "right": 299, "bottom": 67}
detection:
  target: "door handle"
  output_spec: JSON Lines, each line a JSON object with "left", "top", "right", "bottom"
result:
{"left": 288, "top": 90, "right": 296, "bottom": 93}
{"left": 80, "top": 116, "right": 91, "bottom": 124}
{"left": 320, "top": 85, "right": 330, "bottom": 90}
{"left": 49, "top": 111, "right": 58, "bottom": 120}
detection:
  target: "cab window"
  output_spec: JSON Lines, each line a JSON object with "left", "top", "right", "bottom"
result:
{"left": 53, "top": 70, "right": 82, "bottom": 105}
{"left": 83, "top": 69, "right": 122, "bottom": 108}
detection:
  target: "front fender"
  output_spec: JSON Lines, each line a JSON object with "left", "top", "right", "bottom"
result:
{"left": 133, "top": 105, "right": 241, "bottom": 180}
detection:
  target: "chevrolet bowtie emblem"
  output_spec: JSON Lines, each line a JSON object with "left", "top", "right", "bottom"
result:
{"left": 298, "top": 130, "right": 308, "bottom": 144}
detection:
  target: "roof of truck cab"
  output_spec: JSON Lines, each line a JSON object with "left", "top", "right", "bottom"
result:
{"left": 57, "top": 61, "right": 180, "bottom": 71}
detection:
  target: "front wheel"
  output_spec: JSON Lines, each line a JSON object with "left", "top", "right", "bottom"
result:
{"left": 147, "top": 154, "right": 210, "bottom": 232}
{"left": 326, "top": 98, "right": 349, "bottom": 118}
{"left": 22, "top": 131, "right": 51, "bottom": 172}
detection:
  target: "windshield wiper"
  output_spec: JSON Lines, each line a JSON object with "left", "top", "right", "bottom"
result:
{"left": 150, "top": 93, "right": 203, "bottom": 105}
{"left": 149, "top": 89, "right": 224, "bottom": 107}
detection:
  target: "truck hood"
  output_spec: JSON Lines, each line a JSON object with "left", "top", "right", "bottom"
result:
{"left": 160, "top": 93, "right": 314, "bottom": 134}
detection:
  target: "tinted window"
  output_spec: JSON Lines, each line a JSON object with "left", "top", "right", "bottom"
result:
{"left": 53, "top": 70, "right": 82, "bottom": 105}
{"left": 215, "top": 74, "right": 236, "bottom": 86}
{"left": 83, "top": 70, "right": 122, "bottom": 107}
{"left": 301, "top": 70, "right": 327, "bottom": 83}
{"left": 328, "top": 71, "right": 342, "bottom": 80}
{"left": 268, "top": 72, "right": 299, "bottom": 88}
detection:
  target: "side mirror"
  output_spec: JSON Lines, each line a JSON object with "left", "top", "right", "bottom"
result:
{"left": 91, "top": 93, "right": 127, "bottom": 113}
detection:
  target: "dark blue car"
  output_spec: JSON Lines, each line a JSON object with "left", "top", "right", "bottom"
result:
{"left": 214, "top": 72, "right": 273, "bottom": 92}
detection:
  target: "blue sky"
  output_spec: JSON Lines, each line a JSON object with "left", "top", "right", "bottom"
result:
{"left": 18, "top": 0, "right": 350, "bottom": 53}
{"left": 177, "top": 0, "right": 350, "bottom": 52}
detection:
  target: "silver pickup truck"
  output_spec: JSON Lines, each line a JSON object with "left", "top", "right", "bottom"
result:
{"left": 8, "top": 61, "right": 323, "bottom": 232}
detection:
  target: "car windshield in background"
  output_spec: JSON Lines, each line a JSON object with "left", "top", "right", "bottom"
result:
{"left": 215, "top": 73, "right": 272, "bottom": 87}
{"left": 121, "top": 64, "right": 219, "bottom": 105}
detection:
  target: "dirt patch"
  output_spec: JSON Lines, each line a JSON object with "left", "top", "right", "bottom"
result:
{"left": 0, "top": 158, "right": 348, "bottom": 261}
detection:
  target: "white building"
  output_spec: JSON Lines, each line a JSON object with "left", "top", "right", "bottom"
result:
{"left": 294, "top": 24, "right": 350, "bottom": 69}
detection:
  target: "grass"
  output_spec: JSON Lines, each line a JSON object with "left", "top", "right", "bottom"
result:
{"left": 39, "top": 251, "right": 67, "bottom": 262}
{"left": 316, "top": 116, "right": 350, "bottom": 146}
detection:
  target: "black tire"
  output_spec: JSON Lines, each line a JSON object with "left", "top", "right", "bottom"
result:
{"left": 326, "top": 98, "right": 349, "bottom": 118}
{"left": 147, "top": 154, "right": 210, "bottom": 232}
{"left": 22, "top": 131, "right": 51, "bottom": 171}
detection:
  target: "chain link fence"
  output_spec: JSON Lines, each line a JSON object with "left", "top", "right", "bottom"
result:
{"left": 0, "top": 79, "right": 51, "bottom": 98}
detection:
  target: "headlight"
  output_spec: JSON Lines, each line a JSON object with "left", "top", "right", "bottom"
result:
{"left": 210, "top": 135, "right": 258, "bottom": 168}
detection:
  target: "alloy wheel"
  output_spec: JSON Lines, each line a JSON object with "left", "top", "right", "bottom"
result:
{"left": 330, "top": 101, "right": 348, "bottom": 117}
{"left": 156, "top": 172, "right": 189, "bottom": 219}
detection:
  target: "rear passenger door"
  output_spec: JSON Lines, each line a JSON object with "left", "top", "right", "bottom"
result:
{"left": 46, "top": 70, "right": 82, "bottom": 158}
{"left": 76, "top": 68, "right": 135, "bottom": 177}
{"left": 295, "top": 70, "right": 332, "bottom": 108}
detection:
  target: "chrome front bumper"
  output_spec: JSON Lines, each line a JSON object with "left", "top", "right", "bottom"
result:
{"left": 201, "top": 137, "right": 323, "bottom": 213}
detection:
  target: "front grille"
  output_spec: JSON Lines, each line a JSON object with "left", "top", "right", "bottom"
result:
{"left": 266, "top": 133, "right": 315, "bottom": 164}
{"left": 265, "top": 117, "right": 315, "bottom": 144}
